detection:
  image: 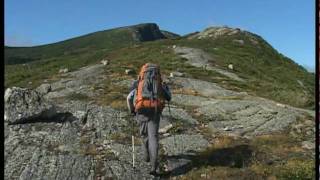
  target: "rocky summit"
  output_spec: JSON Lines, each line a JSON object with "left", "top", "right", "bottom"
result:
{"left": 4, "top": 23, "right": 315, "bottom": 179}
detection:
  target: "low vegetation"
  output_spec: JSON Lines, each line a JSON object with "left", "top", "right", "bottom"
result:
{"left": 5, "top": 24, "right": 314, "bottom": 109}
{"left": 175, "top": 133, "right": 314, "bottom": 180}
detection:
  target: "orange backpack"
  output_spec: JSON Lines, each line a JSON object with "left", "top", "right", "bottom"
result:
{"left": 134, "top": 63, "right": 165, "bottom": 114}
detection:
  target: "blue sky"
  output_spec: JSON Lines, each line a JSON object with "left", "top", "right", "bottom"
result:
{"left": 5, "top": 0, "right": 315, "bottom": 71}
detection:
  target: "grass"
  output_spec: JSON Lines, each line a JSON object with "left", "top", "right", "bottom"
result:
{"left": 92, "top": 76, "right": 130, "bottom": 110}
{"left": 276, "top": 159, "right": 314, "bottom": 180}
{"left": 4, "top": 25, "right": 314, "bottom": 109}
{"left": 174, "top": 133, "right": 314, "bottom": 180}
{"left": 65, "top": 93, "right": 91, "bottom": 101}
{"left": 174, "top": 33, "right": 314, "bottom": 109}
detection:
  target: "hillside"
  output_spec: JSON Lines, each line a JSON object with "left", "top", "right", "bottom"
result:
{"left": 4, "top": 23, "right": 315, "bottom": 179}
{"left": 6, "top": 24, "right": 313, "bottom": 108}
{"left": 4, "top": 23, "right": 172, "bottom": 65}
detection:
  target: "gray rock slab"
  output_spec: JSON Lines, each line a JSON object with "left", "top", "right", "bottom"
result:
{"left": 204, "top": 99, "right": 303, "bottom": 136}
{"left": 160, "top": 134, "right": 209, "bottom": 175}
{"left": 174, "top": 46, "right": 245, "bottom": 82}
{"left": 171, "top": 94, "right": 214, "bottom": 107}
{"left": 162, "top": 106, "right": 198, "bottom": 125}
{"left": 160, "top": 134, "right": 208, "bottom": 157}
{"left": 172, "top": 77, "right": 240, "bottom": 98}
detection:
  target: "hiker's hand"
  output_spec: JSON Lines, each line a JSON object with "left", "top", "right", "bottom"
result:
{"left": 163, "top": 82, "right": 168, "bottom": 88}
{"left": 163, "top": 81, "right": 168, "bottom": 86}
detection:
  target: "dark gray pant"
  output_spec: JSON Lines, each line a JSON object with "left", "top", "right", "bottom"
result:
{"left": 136, "top": 113, "right": 160, "bottom": 172}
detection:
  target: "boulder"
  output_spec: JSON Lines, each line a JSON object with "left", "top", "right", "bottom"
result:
{"left": 228, "top": 64, "right": 233, "bottom": 70}
{"left": 250, "top": 38, "right": 259, "bottom": 45}
{"left": 73, "top": 110, "right": 88, "bottom": 125}
{"left": 159, "top": 124, "right": 173, "bottom": 134}
{"left": 125, "top": 69, "right": 134, "bottom": 75}
{"left": 233, "top": 39, "right": 244, "bottom": 45}
{"left": 36, "top": 83, "right": 52, "bottom": 94}
{"left": 4, "top": 87, "right": 57, "bottom": 124}
{"left": 302, "top": 141, "right": 314, "bottom": 150}
{"left": 169, "top": 71, "right": 184, "bottom": 78}
{"left": 59, "top": 68, "right": 69, "bottom": 73}
{"left": 101, "top": 59, "right": 109, "bottom": 66}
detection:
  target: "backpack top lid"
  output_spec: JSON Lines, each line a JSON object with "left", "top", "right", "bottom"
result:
{"left": 138, "top": 63, "right": 161, "bottom": 79}
{"left": 142, "top": 63, "right": 160, "bottom": 71}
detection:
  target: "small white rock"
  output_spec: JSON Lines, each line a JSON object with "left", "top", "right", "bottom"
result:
{"left": 125, "top": 69, "right": 134, "bottom": 75}
{"left": 223, "top": 126, "right": 232, "bottom": 131}
{"left": 101, "top": 60, "right": 109, "bottom": 66}
{"left": 163, "top": 133, "right": 170, "bottom": 137}
{"left": 276, "top": 103, "right": 286, "bottom": 108}
{"left": 59, "top": 68, "right": 69, "bottom": 73}
{"left": 159, "top": 124, "right": 173, "bottom": 134}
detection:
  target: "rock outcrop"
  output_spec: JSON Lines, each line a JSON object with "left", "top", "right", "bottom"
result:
{"left": 4, "top": 87, "right": 57, "bottom": 125}
{"left": 4, "top": 62, "right": 315, "bottom": 179}
{"left": 174, "top": 46, "right": 245, "bottom": 82}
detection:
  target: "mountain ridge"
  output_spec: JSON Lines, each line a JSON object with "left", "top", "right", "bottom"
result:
{"left": 5, "top": 22, "right": 314, "bottom": 109}
{"left": 4, "top": 23, "right": 177, "bottom": 65}
{"left": 4, "top": 22, "right": 315, "bottom": 179}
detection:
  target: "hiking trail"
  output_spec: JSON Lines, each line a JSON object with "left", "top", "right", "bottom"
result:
{"left": 5, "top": 60, "right": 314, "bottom": 179}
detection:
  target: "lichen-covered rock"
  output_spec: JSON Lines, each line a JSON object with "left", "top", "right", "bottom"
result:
{"left": 4, "top": 61, "right": 314, "bottom": 179}
{"left": 36, "top": 83, "right": 52, "bottom": 94}
{"left": 160, "top": 134, "right": 209, "bottom": 175}
{"left": 4, "top": 87, "right": 57, "bottom": 124}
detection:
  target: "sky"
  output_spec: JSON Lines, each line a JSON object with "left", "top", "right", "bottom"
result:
{"left": 5, "top": 0, "right": 315, "bottom": 71}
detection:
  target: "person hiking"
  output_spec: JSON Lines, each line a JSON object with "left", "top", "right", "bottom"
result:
{"left": 127, "top": 63, "right": 171, "bottom": 176}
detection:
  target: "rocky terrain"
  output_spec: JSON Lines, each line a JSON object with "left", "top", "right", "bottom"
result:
{"left": 4, "top": 23, "right": 315, "bottom": 179}
{"left": 5, "top": 60, "right": 315, "bottom": 179}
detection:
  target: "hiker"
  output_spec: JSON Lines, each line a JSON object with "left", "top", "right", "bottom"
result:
{"left": 127, "top": 63, "right": 171, "bottom": 175}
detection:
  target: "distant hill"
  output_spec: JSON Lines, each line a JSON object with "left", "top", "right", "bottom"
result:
{"left": 5, "top": 23, "right": 179, "bottom": 65}
{"left": 4, "top": 23, "right": 314, "bottom": 108}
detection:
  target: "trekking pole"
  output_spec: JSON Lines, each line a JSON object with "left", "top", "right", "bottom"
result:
{"left": 131, "top": 113, "right": 136, "bottom": 170}
{"left": 168, "top": 101, "right": 177, "bottom": 154}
